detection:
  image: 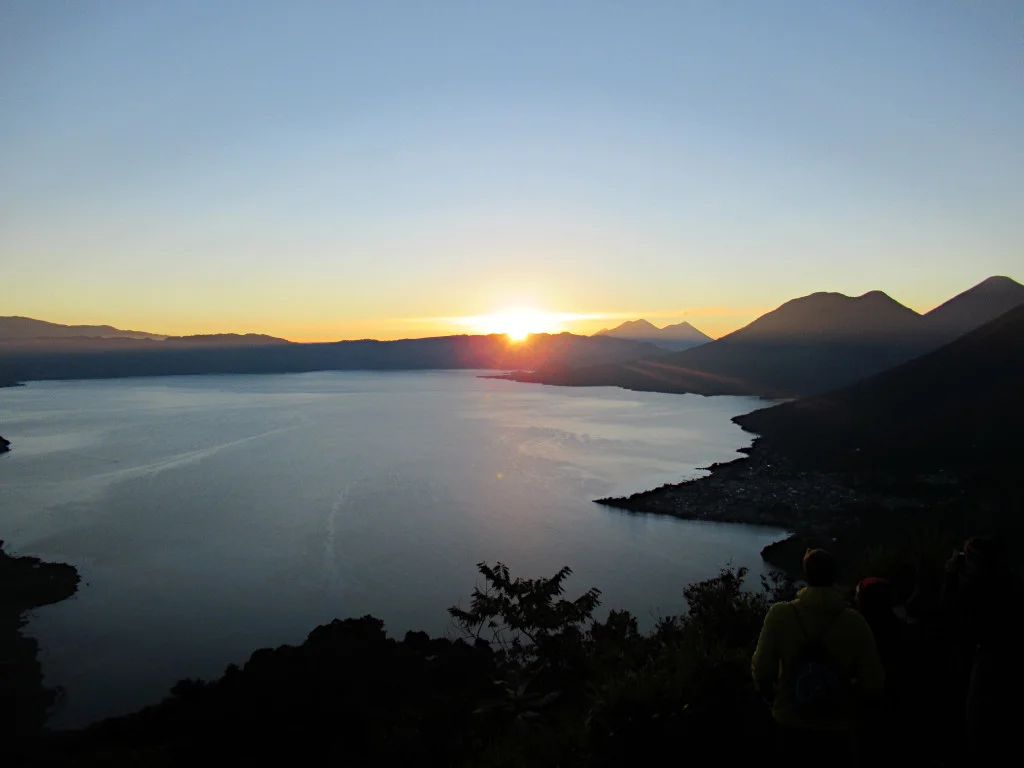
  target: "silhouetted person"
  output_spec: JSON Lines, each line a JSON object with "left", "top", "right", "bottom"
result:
{"left": 942, "top": 535, "right": 1024, "bottom": 767}
{"left": 854, "top": 578, "right": 909, "bottom": 765}
{"left": 752, "top": 549, "right": 884, "bottom": 764}
{"left": 906, "top": 555, "right": 943, "bottom": 625}
{"left": 902, "top": 556, "right": 955, "bottom": 764}
{"left": 855, "top": 578, "right": 905, "bottom": 682}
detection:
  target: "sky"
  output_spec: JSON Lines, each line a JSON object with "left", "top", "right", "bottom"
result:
{"left": 1, "top": 1, "right": 1021, "bottom": 341}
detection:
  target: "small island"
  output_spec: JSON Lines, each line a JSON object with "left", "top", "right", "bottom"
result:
{"left": 1, "top": 435, "right": 10, "bottom": 452}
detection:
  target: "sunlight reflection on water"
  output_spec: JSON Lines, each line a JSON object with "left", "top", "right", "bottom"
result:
{"left": 0, "top": 371, "right": 785, "bottom": 727}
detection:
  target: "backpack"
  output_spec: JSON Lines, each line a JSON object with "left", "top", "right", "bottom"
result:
{"left": 789, "top": 605, "right": 845, "bottom": 713}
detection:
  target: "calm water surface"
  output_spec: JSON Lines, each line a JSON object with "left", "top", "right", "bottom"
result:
{"left": 0, "top": 371, "right": 784, "bottom": 727}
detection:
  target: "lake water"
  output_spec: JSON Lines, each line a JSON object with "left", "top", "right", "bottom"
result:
{"left": 0, "top": 371, "right": 784, "bottom": 727}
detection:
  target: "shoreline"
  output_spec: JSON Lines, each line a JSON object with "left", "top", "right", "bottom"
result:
{"left": 591, "top": 437, "right": 937, "bottom": 572}
{"left": 0, "top": 540, "right": 81, "bottom": 743}
{"left": 594, "top": 440, "right": 864, "bottom": 531}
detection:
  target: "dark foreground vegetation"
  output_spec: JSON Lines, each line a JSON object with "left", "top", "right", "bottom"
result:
{"left": 17, "top": 563, "right": 793, "bottom": 766}
{"left": 10, "top": 535, "right": 1016, "bottom": 767}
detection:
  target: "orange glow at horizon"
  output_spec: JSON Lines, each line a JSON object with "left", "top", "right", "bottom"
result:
{"left": 455, "top": 308, "right": 567, "bottom": 341}
{"left": 282, "top": 306, "right": 770, "bottom": 342}
{"left": 25, "top": 305, "right": 781, "bottom": 344}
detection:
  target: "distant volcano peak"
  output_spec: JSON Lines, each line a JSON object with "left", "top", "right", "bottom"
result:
{"left": 594, "top": 318, "right": 711, "bottom": 350}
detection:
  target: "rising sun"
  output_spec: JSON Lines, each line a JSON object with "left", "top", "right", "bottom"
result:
{"left": 466, "top": 308, "right": 564, "bottom": 341}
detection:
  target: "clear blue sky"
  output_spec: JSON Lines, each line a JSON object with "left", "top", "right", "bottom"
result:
{"left": 1, "top": 1, "right": 1021, "bottom": 339}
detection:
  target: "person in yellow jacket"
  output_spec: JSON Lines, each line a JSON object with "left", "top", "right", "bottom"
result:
{"left": 752, "top": 549, "right": 885, "bottom": 754}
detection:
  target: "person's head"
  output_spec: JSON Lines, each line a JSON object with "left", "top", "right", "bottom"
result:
{"left": 802, "top": 549, "right": 838, "bottom": 587}
{"left": 855, "top": 577, "right": 893, "bottom": 617}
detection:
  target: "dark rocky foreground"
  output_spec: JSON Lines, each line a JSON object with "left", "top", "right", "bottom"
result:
{"left": 0, "top": 541, "right": 80, "bottom": 743}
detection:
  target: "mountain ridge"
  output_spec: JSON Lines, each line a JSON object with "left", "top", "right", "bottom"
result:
{"left": 499, "top": 276, "right": 1022, "bottom": 398}
{"left": 660, "top": 321, "right": 713, "bottom": 340}
{"left": 922, "top": 274, "right": 1024, "bottom": 341}
{"left": 722, "top": 290, "right": 923, "bottom": 344}
{"left": 0, "top": 332, "right": 669, "bottom": 384}
{"left": 595, "top": 318, "right": 712, "bottom": 351}
{"left": 162, "top": 333, "right": 293, "bottom": 346}
{"left": 0, "top": 316, "right": 165, "bottom": 341}
{"left": 735, "top": 302, "right": 1024, "bottom": 472}
{"left": 0, "top": 317, "right": 296, "bottom": 348}
{"left": 7, "top": 275, "right": 1021, "bottom": 394}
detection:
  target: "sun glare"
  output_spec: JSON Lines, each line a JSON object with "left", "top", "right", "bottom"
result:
{"left": 467, "top": 308, "right": 564, "bottom": 341}
{"left": 445, "top": 308, "right": 612, "bottom": 341}
{"left": 506, "top": 327, "right": 531, "bottom": 342}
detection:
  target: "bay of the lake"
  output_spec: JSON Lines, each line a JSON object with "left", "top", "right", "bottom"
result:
{"left": 0, "top": 371, "right": 785, "bottom": 727}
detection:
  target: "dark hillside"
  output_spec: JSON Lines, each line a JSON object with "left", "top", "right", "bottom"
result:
{"left": 503, "top": 279, "right": 1023, "bottom": 398}
{"left": 0, "top": 333, "right": 666, "bottom": 384}
{"left": 513, "top": 291, "right": 930, "bottom": 397}
{"left": 0, "top": 316, "right": 162, "bottom": 340}
{"left": 923, "top": 275, "right": 1024, "bottom": 342}
{"left": 735, "top": 305, "right": 1024, "bottom": 473}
